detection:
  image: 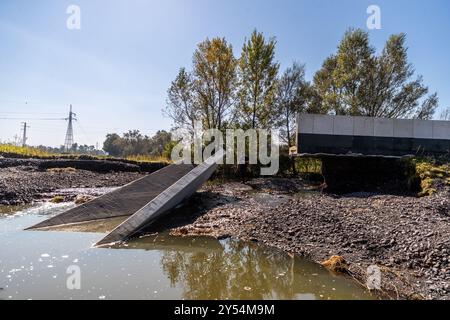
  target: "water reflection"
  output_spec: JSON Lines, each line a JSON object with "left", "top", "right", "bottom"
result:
{"left": 120, "top": 235, "right": 374, "bottom": 300}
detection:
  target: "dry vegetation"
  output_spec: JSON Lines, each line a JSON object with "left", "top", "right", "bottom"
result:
{"left": 0, "top": 144, "right": 54, "bottom": 158}
{"left": 0, "top": 143, "right": 170, "bottom": 164}
{"left": 415, "top": 160, "right": 450, "bottom": 197}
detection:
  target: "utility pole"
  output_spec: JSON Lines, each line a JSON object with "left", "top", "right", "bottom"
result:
{"left": 64, "top": 105, "right": 77, "bottom": 152}
{"left": 21, "top": 122, "right": 30, "bottom": 147}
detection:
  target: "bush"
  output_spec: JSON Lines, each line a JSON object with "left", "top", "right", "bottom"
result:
{"left": 415, "top": 159, "right": 450, "bottom": 196}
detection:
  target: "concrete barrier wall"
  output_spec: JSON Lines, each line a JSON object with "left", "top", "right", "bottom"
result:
{"left": 296, "top": 114, "right": 450, "bottom": 156}
{"left": 434, "top": 121, "right": 450, "bottom": 140}
{"left": 413, "top": 120, "right": 433, "bottom": 139}
{"left": 354, "top": 117, "right": 374, "bottom": 136}
{"left": 297, "top": 114, "right": 450, "bottom": 140}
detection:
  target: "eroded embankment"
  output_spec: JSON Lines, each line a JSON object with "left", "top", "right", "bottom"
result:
{"left": 0, "top": 158, "right": 148, "bottom": 205}
{"left": 0, "top": 157, "right": 166, "bottom": 173}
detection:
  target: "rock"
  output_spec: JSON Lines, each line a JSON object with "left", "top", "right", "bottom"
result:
{"left": 321, "top": 256, "right": 349, "bottom": 274}
{"left": 217, "top": 234, "right": 231, "bottom": 240}
{"left": 74, "top": 195, "right": 94, "bottom": 205}
{"left": 50, "top": 196, "right": 65, "bottom": 203}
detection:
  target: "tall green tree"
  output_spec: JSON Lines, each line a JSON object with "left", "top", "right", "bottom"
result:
{"left": 149, "top": 130, "right": 172, "bottom": 156}
{"left": 164, "top": 68, "right": 199, "bottom": 134}
{"left": 313, "top": 29, "right": 438, "bottom": 119}
{"left": 274, "top": 62, "right": 308, "bottom": 147}
{"left": 103, "top": 133, "right": 123, "bottom": 157}
{"left": 193, "top": 37, "right": 238, "bottom": 130}
{"left": 237, "top": 30, "right": 280, "bottom": 129}
{"left": 121, "top": 130, "right": 151, "bottom": 157}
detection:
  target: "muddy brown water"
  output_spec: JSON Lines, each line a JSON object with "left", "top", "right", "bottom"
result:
{"left": 0, "top": 196, "right": 375, "bottom": 300}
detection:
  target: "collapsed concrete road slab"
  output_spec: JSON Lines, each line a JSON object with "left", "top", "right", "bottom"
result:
{"left": 95, "top": 150, "right": 225, "bottom": 246}
{"left": 26, "top": 163, "right": 194, "bottom": 230}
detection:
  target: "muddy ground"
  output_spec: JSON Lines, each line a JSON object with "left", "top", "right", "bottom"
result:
{"left": 0, "top": 160, "right": 449, "bottom": 300}
{"left": 0, "top": 165, "right": 144, "bottom": 205}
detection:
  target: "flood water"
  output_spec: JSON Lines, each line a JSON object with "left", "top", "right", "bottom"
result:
{"left": 0, "top": 201, "right": 375, "bottom": 300}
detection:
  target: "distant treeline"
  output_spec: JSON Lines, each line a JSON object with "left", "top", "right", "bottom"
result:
{"left": 102, "top": 130, "right": 173, "bottom": 158}
{"left": 38, "top": 144, "right": 106, "bottom": 156}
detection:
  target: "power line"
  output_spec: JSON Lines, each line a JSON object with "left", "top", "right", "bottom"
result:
{"left": 0, "top": 112, "right": 65, "bottom": 115}
{"left": 0, "top": 117, "right": 65, "bottom": 121}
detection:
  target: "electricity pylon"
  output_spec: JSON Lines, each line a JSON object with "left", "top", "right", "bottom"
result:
{"left": 64, "top": 105, "right": 77, "bottom": 152}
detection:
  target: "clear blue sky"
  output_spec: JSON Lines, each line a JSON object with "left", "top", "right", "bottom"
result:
{"left": 0, "top": 0, "right": 449, "bottom": 147}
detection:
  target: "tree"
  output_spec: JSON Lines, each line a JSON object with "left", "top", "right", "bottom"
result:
{"left": 415, "top": 93, "right": 438, "bottom": 120}
{"left": 237, "top": 30, "right": 280, "bottom": 129}
{"left": 312, "top": 56, "right": 341, "bottom": 114}
{"left": 275, "top": 62, "right": 309, "bottom": 147}
{"left": 103, "top": 133, "right": 123, "bottom": 157}
{"left": 193, "top": 37, "right": 238, "bottom": 130}
{"left": 149, "top": 130, "right": 172, "bottom": 156}
{"left": 439, "top": 107, "right": 450, "bottom": 121}
{"left": 313, "top": 29, "right": 438, "bottom": 119}
{"left": 164, "top": 68, "right": 199, "bottom": 134}
{"left": 122, "top": 130, "right": 151, "bottom": 157}
{"left": 103, "top": 131, "right": 174, "bottom": 158}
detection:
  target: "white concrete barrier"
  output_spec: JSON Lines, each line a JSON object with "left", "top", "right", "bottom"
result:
{"left": 413, "top": 120, "right": 434, "bottom": 139}
{"left": 354, "top": 116, "right": 375, "bottom": 137}
{"left": 297, "top": 114, "right": 450, "bottom": 140}
{"left": 296, "top": 114, "right": 450, "bottom": 156}
{"left": 374, "top": 118, "right": 394, "bottom": 137}
{"left": 334, "top": 116, "right": 354, "bottom": 136}
{"left": 433, "top": 121, "right": 450, "bottom": 140}
{"left": 313, "top": 115, "right": 334, "bottom": 135}
{"left": 394, "top": 119, "right": 414, "bottom": 138}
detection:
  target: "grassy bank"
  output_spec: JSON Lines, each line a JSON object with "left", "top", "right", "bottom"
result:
{"left": 0, "top": 144, "right": 54, "bottom": 158}
{"left": 0, "top": 144, "right": 170, "bottom": 164}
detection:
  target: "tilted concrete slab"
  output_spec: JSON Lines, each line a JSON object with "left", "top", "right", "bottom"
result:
{"left": 26, "top": 163, "right": 194, "bottom": 230}
{"left": 95, "top": 150, "right": 225, "bottom": 247}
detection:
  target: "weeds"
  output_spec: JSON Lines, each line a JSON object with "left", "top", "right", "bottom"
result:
{"left": 414, "top": 159, "right": 450, "bottom": 197}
